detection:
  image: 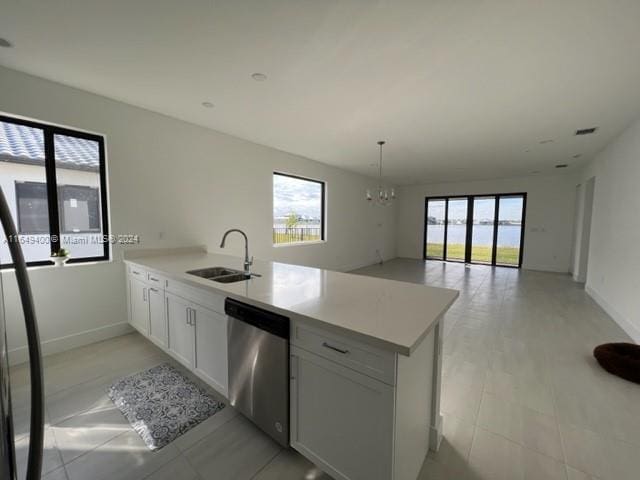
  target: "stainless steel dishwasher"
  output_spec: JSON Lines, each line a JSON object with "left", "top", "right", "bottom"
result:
{"left": 225, "top": 298, "right": 289, "bottom": 447}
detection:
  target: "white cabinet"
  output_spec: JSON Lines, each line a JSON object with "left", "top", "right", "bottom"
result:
{"left": 193, "top": 304, "right": 228, "bottom": 396}
{"left": 290, "top": 346, "right": 394, "bottom": 480}
{"left": 166, "top": 292, "right": 195, "bottom": 368}
{"left": 148, "top": 286, "right": 167, "bottom": 347}
{"left": 126, "top": 263, "right": 229, "bottom": 397}
{"left": 290, "top": 320, "right": 440, "bottom": 480}
{"left": 129, "top": 277, "right": 149, "bottom": 335}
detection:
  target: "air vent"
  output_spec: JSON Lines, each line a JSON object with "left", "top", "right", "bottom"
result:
{"left": 575, "top": 127, "right": 598, "bottom": 136}
{"left": 555, "top": 164, "right": 569, "bottom": 169}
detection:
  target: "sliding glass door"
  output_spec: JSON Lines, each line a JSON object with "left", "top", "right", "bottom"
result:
{"left": 470, "top": 197, "right": 496, "bottom": 264}
{"left": 425, "top": 199, "right": 446, "bottom": 259}
{"left": 496, "top": 195, "right": 525, "bottom": 266}
{"left": 424, "top": 193, "right": 526, "bottom": 268}
{"left": 445, "top": 198, "right": 468, "bottom": 262}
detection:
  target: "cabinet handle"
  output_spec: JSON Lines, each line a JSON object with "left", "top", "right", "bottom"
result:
{"left": 132, "top": 270, "right": 140, "bottom": 275}
{"left": 149, "top": 276, "right": 159, "bottom": 282}
{"left": 186, "top": 307, "right": 191, "bottom": 325}
{"left": 142, "top": 288, "right": 147, "bottom": 302}
{"left": 149, "top": 287, "right": 159, "bottom": 293}
{"left": 322, "top": 342, "right": 349, "bottom": 355}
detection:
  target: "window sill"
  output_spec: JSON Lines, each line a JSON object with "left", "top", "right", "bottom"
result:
{"left": 0, "top": 258, "right": 112, "bottom": 272}
{"left": 273, "top": 240, "right": 326, "bottom": 248}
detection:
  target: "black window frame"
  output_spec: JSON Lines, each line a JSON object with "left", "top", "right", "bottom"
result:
{"left": 1, "top": 114, "right": 110, "bottom": 269}
{"left": 423, "top": 192, "right": 527, "bottom": 268}
{"left": 272, "top": 172, "right": 326, "bottom": 244}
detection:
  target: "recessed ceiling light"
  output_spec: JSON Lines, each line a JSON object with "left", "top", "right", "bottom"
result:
{"left": 539, "top": 139, "right": 554, "bottom": 144}
{"left": 251, "top": 72, "right": 268, "bottom": 81}
{"left": 555, "top": 164, "right": 569, "bottom": 169}
{"left": 575, "top": 127, "right": 597, "bottom": 136}
{"left": 201, "top": 101, "right": 214, "bottom": 108}
{"left": 0, "top": 38, "right": 12, "bottom": 48}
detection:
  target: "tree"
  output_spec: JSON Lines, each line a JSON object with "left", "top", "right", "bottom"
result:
{"left": 285, "top": 212, "right": 299, "bottom": 232}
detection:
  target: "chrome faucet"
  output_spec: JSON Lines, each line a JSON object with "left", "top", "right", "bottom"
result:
{"left": 219, "top": 229, "right": 253, "bottom": 274}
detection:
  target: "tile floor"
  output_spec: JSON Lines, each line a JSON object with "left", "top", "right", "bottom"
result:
{"left": 10, "top": 259, "right": 639, "bottom": 480}
{"left": 354, "top": 259, "right": 640, "bottom": 480}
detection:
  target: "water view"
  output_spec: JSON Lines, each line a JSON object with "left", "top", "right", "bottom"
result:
{"left": 428, "top": 224, "right": 522, "bottom": 247}
{"left": 425, "top": 195, "right": 525, "bottom": 266}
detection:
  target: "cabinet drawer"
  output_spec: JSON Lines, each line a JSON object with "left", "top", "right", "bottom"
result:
{"left": 291, "top": 321, "right": 396, "bottom": 385}
{"left": 165, "top": 280, "right": 225, "bottom": 315}
{"left": 146, "top": 271, "right": 168, "bottom": 288}
{"left": 128, "top": 265, "right": 146, "bottom": 280}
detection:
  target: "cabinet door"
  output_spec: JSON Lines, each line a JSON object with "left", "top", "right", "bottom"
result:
{"left": 290, "top": 346, "right": 394, "bottom": 480}
{"left": 148, "top": 287, "right": 167, "bottom": 347}
{"left": 166, "top": 292, "right": 194, "bottom": 368}
{"left": 129, "top": 277, "right": 149, "bottom": 335}
{"left": 193, "top": 304, "right": 228, "bottom": 396}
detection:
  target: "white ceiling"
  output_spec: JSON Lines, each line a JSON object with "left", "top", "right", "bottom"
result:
{"left": 1, "top": 0, "right": 640, "bottom": 185}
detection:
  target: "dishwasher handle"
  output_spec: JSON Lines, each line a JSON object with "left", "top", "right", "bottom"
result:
{"left": 225, "top": 298, "right": 289, "bottom": 339}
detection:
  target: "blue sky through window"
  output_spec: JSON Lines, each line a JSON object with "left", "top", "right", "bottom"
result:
{"left": 273, "top": 174, "right": 322, "bottom": 222}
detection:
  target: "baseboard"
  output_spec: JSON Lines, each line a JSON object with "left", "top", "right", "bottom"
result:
{"left": 340, "top": 256, "right": 398, "bottom": 273}
{"left": 585, "top": 285, "right": 640, "bottom": 343}
{"left": 429, "top": 413, "right": 443, "bottom": 452}
{"left": 8, "top": 321, "right": 133, "bottom": 366}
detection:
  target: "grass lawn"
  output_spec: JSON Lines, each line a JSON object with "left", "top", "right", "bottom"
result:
{"left": 426, "top": 243, "right": 519, "bottom": 265}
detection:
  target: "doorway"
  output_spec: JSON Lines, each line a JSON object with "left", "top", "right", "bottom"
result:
{"left": 424, "top": 193, "right": 527, "bottom": 268}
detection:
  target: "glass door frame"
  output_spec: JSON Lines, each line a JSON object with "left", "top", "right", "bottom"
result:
{"left": 423, "top": 192, "right": 527, "bottom": 268}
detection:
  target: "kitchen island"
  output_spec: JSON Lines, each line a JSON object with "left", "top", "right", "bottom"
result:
{"left": 124, "top": 248, "right": 458, "bottom": 480}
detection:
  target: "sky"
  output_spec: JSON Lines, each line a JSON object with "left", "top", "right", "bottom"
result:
{"left": 428, "top": 197, "right": 524, "bottom": 221}
{"left": 273, "top": 174, "right": 322, "bottom": 219}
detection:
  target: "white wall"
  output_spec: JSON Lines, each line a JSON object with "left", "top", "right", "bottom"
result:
{"left": 576, "top": 117, "right": 640, "bottom": 342}
{"left": 0, "top": 66, "right": 396, "bottom": 362}
{"left": 396, "top": 174, "right": 578, "bottom": 272}
{"left": 571, "top": 177, "right": 595, "bottom": 282}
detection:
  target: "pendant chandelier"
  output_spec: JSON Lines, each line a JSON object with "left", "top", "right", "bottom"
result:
{"left": 366, "top": 140, "right": 395, "bottom": 206}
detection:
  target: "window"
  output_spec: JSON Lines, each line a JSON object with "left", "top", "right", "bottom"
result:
{"left": 273, "top": 172, "right": 325, "bottom": 245}
{"left": 16, "top": 182, "right": 49, "bottom": 234}
{"left": 59, "top": 185, "right": 101, "bottom": 233}
{"left": 424, "top": 193, "right": 526, "bottom": 268}
{"left": 0, "top": 114, "right": 109, "bottom": 268}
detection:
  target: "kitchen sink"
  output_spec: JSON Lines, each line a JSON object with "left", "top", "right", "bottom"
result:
{"left": 212, "top": 273, "right": 252, "bottom": 283}
{"left": 186, "top": 267, "right": 240, "bottom": 279}
{"left": 186, "top": 267, "right": 255, "bottom": 283}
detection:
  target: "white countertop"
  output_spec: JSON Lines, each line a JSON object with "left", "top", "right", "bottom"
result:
{"left": 124, "top": 252, "right": 458, "bottom": 356}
